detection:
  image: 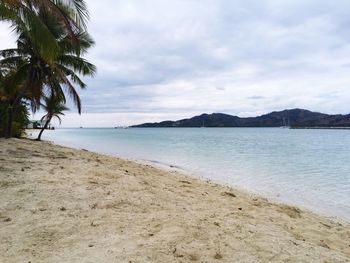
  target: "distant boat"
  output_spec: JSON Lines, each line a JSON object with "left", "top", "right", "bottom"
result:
{"left": 281, "top": 117, "right": 290, "bottom": 128}
{"left": 200, "top": 120, "right": 205, "bottom": 128}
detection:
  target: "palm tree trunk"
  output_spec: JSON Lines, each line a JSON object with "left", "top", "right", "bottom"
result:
{"left": 5, "top": 105, "right": 13, "bottom": 138}
{"left": 37, "top": 118, "right": 51, "bottom": 141}
{"left": 5, "top": 94, "right": 23, "bottom": 138}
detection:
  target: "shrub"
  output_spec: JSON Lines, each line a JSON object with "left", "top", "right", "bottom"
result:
{"left": 11, "top": 121, "right": 24, "bottom": 138}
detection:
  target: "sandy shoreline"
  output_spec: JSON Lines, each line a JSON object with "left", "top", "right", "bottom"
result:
{"left": 1, "top": 138, "right": 349, "bottom": 262}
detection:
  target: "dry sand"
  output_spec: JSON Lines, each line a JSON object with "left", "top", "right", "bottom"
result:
{"left": 0, "top": 138, "right": 349, "bottom": 262}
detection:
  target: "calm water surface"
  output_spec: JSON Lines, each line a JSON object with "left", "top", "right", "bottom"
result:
{"left": 36, "top": 128, "right": 350, "bottom": 221}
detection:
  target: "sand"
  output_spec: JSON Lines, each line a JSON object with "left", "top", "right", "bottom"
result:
{"left": 0, "top": 138, "right": 349, "bottom": 262}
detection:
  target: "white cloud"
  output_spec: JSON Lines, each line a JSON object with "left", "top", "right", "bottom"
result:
{"left": 0, "top": 23, "right": 16, "bottom": 50}
{"left": 3, "top": 0, "right": 350, "bottom": 126}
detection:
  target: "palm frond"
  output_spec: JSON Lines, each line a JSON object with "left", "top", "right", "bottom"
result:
{"left": 36, "top": 0, "right": 89, "bottom": 42}
{"left": 40, "top": 91, "right": 68, "bottom": 125}
{"left": 1, "top": 0, "right": 95, "bottom": 115}
{"left": 55, "top": 70, "right": 81, "bottom": 113}
{"left": 19, "top": 5, "right": 60, "bottom": 61}
{"left": 57, "top": 54, "right": 96, "bottom": 76}
{"left": 56, "top": 65, "right": 86, "bottom": 88}
{"left": 0, "top": 56, "right": 27, "bottom": 68}
{"left": 0, "top": 48, "right": 20, "bottom": 58}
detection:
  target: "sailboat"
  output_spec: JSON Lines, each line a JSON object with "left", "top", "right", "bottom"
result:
{"left": 281, "top": 117, "right": 291, "bottom": 128}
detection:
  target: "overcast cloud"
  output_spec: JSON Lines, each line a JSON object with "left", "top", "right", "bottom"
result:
{"left": 2, "top": 0, "right": 350, "bottom": 126}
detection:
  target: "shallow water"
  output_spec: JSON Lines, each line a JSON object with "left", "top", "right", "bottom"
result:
{"left": 35, "top": 127, "right": 350, "bottom": 221}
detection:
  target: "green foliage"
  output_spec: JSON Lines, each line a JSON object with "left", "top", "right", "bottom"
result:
{"left": 0, "top": 0, "right": 90, "bottom": 62}
{"left": 0, "top": 102, "right": 8, "bottom": 137}
{"left": 0, "top": 100, "right": 29, "bottom": 138}
{"left": 0, "top": 0, "right": 95, "bottom": 138}
{"left": 37, "top": 94, "right": 68, "bottom": 140}
{"left": 11, "top": 121, "right": 23, "bottom": 138}
{"left": 15, "top": 101, "right": 30, "bottom": 127}
{"left": 0, "top": 9, "right": 96, "bottom": 114}
{"left": 41, "top": 94, "right": 69, "bottom": 124}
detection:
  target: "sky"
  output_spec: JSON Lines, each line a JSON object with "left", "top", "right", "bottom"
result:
{"left": 1, "top": 0, "right": 350, "bottom": 127}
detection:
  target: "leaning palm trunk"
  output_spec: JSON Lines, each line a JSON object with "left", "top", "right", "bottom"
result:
{"left": 37, "top": 116, "right": 51, "bottom": 141}
{"left": 37, "top": 94, "right": 68, "bottom": 140}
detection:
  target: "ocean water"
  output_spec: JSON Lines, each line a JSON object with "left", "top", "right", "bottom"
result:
{"left": 34, "top": 127, "right": 350, "bottom": 221}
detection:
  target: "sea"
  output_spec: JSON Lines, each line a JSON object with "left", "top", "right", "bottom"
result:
{"left": 31, "top": 127, "right": 350, "bottom": 221}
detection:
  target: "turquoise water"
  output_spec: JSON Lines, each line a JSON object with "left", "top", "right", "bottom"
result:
{"left": 36, "top": 128, "right": 350, "bottom": 221}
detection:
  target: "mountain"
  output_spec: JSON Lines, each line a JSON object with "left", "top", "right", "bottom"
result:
{"left": 131, "top": 109, "right": 350, "bottom": 128}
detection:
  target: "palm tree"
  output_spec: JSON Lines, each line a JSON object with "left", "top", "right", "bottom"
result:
{"left": 0, "top": 0, "right": 89, "bottom": 61}
{"left": 0, "top": 8, "right": 96, "bottom": 121}
{"left": 0, "top": 69, "right": 31, "bottom": 137}
{"left": 37, "top": 94, "right": 68, "bottom": 140}
{"left": 0, "top": 68, "right": 28, "bottom": 137}
{"left": 0, "top": 1, "right": 95, "bottom": 138}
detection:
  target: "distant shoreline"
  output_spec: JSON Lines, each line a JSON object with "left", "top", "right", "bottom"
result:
{"left": 290, "top": 126, "right": 350, "bottom": 130}
{"left": 132, "top": 108, "right": 350, "bottom": 128}
{"left": 49, "top": 126, "right": 350, "bottom": 129}
{"left": 131, "top": 126, "right": 350, "bottom": 129}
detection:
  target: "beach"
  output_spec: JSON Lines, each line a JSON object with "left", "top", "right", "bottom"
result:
{"left": 1, "top": 138, "right": 349, "bottom": 262}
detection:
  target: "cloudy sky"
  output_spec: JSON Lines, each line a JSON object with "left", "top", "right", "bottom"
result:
{"left": 1, "top": 0, "right": 350, "bottom": 126}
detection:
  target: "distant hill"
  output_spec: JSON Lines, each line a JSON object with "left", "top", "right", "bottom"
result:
{"left": 131, "top": 109, "right": 350, "bottom": 128}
